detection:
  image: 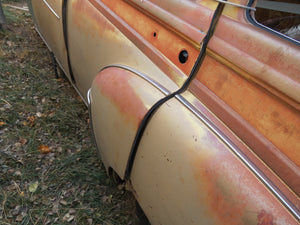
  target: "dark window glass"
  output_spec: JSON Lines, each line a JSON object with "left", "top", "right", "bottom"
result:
{"left": 254, "top": 0, "right": 300, "bottom": 41}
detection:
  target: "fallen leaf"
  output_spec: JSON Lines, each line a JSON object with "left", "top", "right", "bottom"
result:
{"left": 7, "top": 41, "right": 13, "bottom": 46}
{"left": 26, "top": 116, "right": 36, "bottom": 127}
{"left": 16, "top": 214, "right": 23, "bottom": 222}
{"left": 0, "top": 121, "right": 6, "bottom": 126}
{"left": 63, "top": 213, "right": 74, "bottom": 222}
{"left": 28, "top": 181, "right": 39, "bottom": 193}
{"left": 52, "top": 201, "right": 59, "bottom": 213}
{"left": 19, "top": 137, "right": 27, "bottom": 145}
{"left": 38, "top": 145, "right": 51, "bottom": 154}
{"left": 101, "top": 195, "right": 113, "bottom": 203}
{"left": 47, "top": 111, "right": 55, "bottom": 117}
{"left": 59, "top": 199, "right": 68, "bottom": 206}
{"left": 87, "top": 219, "right": 93, "bottom": 225}
{"left": 36, "top": 112, "right": 46, "bottom": 117}
{"left": 104, "top": 222, "right": 113, "bottom": 225}
{"left": 68, "top": 209, "right": 76, "bottom": 215}
{"left": 14, "top": 170, "right": 22, "bottom": 176}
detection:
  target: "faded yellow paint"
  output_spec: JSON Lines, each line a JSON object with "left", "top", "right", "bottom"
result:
{"left": 91, "top": 67, "right": 165, "bottom": 178}
{"left": 131, "top": 97, "right": 298, "bottom": 225}
{"left": 31, "top": 0, "right": 300, "bottom": 223}
{"left": 90, "top": 0, "right": 198, "bottom": 77}
{"left": 68, "top": 0, "right": 179, "bottom": 98}
{"left": 31, "top": 0, "right": 70, "bottom": 78}
{"left": 198, "top": 0, "right": 242, "bottom": 20}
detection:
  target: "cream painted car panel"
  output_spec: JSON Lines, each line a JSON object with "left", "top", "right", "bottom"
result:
{"left": 90, "top": 67, "right": 166, "bottom": 178}
{"left": 67, "top": 0, "right": 179, "bottom": 101}
{"left": 131, "top": 97, "right": 298, "bottom": 225}
{"left": 31, "top": 0, "right": 70, "bottom": 78}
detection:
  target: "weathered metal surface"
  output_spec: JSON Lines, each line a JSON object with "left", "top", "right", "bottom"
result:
{"left": 131, "top": 97, "right": 298, "bottom": 225}
{"left": 85, "top": 0, "right": 300, "bottom": 196}
{"left": 68, "top": 0, "right": 179, "bottom": 97}
{"left": 30, "top": 0, "right": 70, "bottom": 78}
{"left": 30, "top": 0, "right": 300, "bottom": 224}
{"left": 90, "top": 67, "right": 165, "bottom": 178}
{"left": 193, "top": 54, "right": 300, "bottom": 164}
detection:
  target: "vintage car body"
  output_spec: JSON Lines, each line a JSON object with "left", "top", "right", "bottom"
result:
{"left": 29, "top": 0, "right": 300, "bottom": 224}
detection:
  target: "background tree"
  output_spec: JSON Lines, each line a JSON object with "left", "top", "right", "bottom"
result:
{"left": 0, "top": 0, "right": 6, "bottom": 29}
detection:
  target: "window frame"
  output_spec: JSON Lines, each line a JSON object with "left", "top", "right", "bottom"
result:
{"left": 246, "top": 0, "right": 300, "bottom": 47}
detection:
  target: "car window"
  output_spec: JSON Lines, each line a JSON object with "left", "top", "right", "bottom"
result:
{"left": 251, "top": 0, "right": 300, "bottom": 42}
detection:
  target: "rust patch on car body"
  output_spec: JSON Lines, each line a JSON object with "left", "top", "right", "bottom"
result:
{"left": 94, "top": 67, "right": 148, "bottom": 126}
{"left": 257, "top": 210, "right": 274, "bottom": 225}
{"left": 72, "top": 0, "right": 118, "bottom": 38}
{"left": 195, "top": 55, "right": 300, "bottom": 167}
{"left": 88, "top": 0, "right": 199, "bottom": 85}
{"left": 192, "top": 138, "right": 298, "bottom": 225}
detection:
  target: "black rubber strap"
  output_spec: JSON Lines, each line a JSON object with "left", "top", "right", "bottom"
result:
{"left": 62, "top": 0, "right": 76, "bottom": 83}
{"left": 124, "top": 1, "right": 227, "bottom": 180}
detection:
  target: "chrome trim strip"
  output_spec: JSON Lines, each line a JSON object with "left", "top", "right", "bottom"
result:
{"left": 175, "top": 94, "right": 300, "bottom": 221}
{"left": 34, "top": 27, "right": 52, "bottom": 51}
{"left": 42, "top": 0, "right": 60, "bottom": 19}
{"left": 92, "top": 64, "right": 299, "bottom": 220}
{"left": 35, "top": 26, "right": 88, "bottom": 107}
{"left": 87, "top": 88, "right": 92, "bottom": 105}
{"left": 215, "top": 0, "right": 256, "bottom": 11}
{"left": 99, "top": 65, "right": 171, "bottom": 96}
{"left": 74, "top": 85, "right": 88, "bottom": 106}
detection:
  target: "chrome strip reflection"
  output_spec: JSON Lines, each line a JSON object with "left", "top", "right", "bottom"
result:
{"left": 42, "top": 0, "right": 60, "bottom": 19}
{"left": 99, "top": 65, "right": 171, "bottom": 96}
{"left": 175, "top": 94, "right": 300, "bottom": 221}
{"left": 215, "top": 0, "right": 256, "bottom": 11}
{"left": 87, "top": 88, "right": 92, "bottom": 105}
{"left": 94, "top": 64, "right": 299, "bottom": 220}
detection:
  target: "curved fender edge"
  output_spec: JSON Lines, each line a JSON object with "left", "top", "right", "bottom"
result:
{"left": 130, "top": 96, "right": 299, "bottom": 225}
{"left": 89, "top": 66, "right": 166, "bottom": 179}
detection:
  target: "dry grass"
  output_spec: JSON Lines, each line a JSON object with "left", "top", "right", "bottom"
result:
{"left": 0, "top": 3, "right": 141, "bottom": 225}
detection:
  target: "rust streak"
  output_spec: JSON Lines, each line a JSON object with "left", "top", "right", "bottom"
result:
{"left": 90, "top": 0, "right": 199, "bottom": 77}
{"left": 94, "top": 68, "right": 148, "bottom": 126}
{"left": 195, "top": 56, "right": 300, "bottom": 168}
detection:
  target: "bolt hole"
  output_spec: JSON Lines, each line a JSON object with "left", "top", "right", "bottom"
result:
{"left": 179, "top": 50, "right": 188, "bottom": 64}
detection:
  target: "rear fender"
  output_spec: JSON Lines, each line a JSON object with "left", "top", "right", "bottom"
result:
{"left": 89, "top": 66, "right": 166, "bottom": 179}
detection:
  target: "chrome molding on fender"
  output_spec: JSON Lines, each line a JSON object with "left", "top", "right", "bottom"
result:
{"left": 175, "top": 94, "right": 300, "bottom": 221}
{"left": 87, "top": 88, "right": 92, "bottom": 105}
{"left": 215, "top": 0, "right": 256, "bottom": 11}
{"left": 100, "top": 65, "right": 171, "bottom": 96}
{"left": 88, "top": 64, "right": 299, "bottom": 221}
{"left": 42, "top": 0, "right": 60, "bottom": 19}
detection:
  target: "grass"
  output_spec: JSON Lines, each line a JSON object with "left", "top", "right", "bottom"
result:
{"left": 0, "top": 3, "right": 140, "bottom": 225}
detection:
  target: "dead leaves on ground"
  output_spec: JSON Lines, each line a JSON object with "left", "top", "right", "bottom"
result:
{"left": 38, "top": 145, "right": 51, "bottom": 154}
{"left": 0, "top": 5, "right": 139, "bottom": 225}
